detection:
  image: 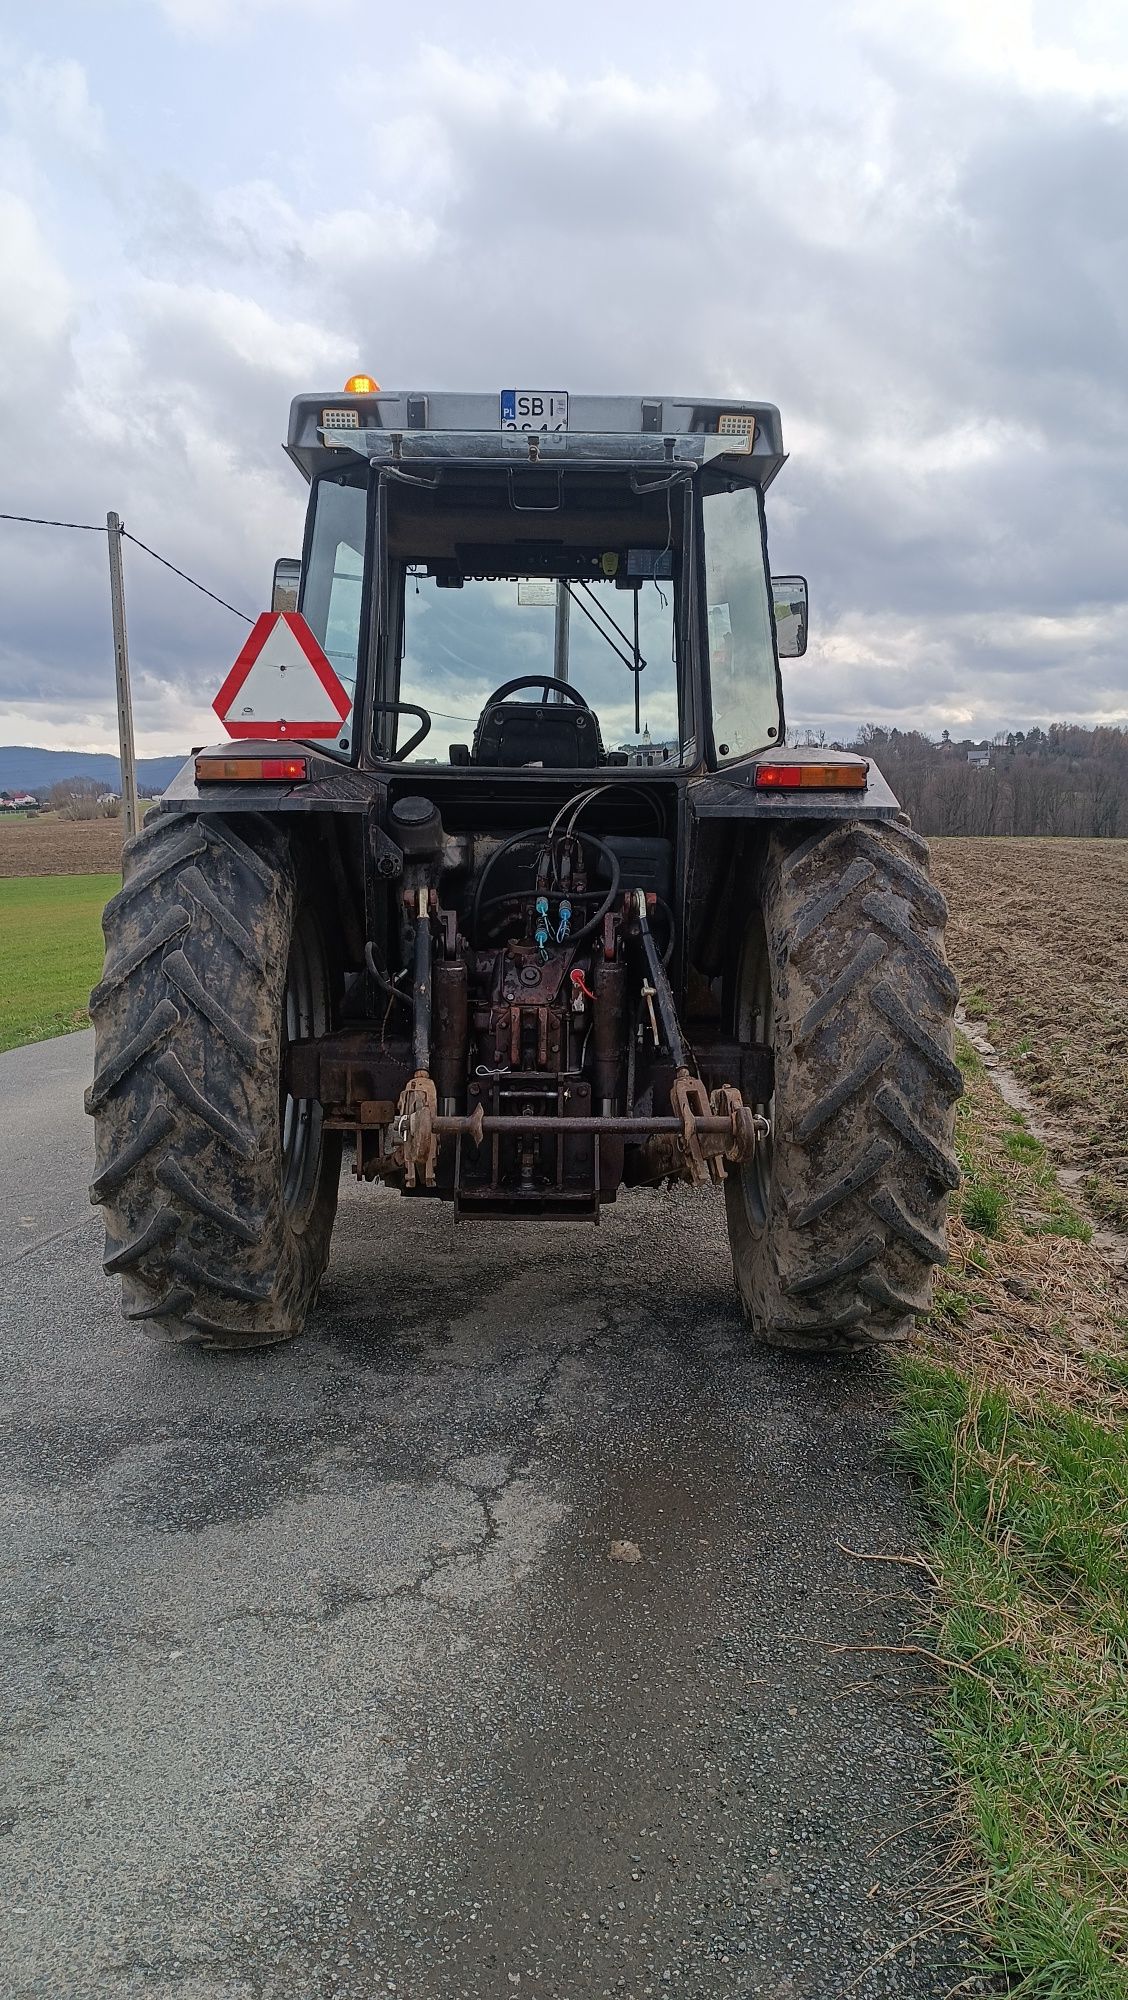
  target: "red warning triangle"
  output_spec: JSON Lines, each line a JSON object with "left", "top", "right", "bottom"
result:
{"left": 213, "top": 612, "right": 352, "bottom": 741}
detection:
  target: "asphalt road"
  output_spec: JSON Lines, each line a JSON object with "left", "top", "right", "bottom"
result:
{"left": 1, "top": 1030, "right": 981, "bottom": 2000}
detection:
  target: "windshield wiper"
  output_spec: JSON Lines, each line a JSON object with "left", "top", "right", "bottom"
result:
{"left": 564, "top": 581, "right": 647, "bottom": 732}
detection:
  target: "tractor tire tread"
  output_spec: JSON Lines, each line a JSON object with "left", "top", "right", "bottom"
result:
{"left": 796, "top": 1035, "right": 895, "bottom": 1140}
{"left": 87, "top": 809, "right": 339, "bottom": 1349}
{"left": 788, "top": 1138, "right": 895, "bottom": 1229}
{"left": 797, "top": 934, "right": 889, "bottom": 1044}
{"left": 726, "top": 817, "right": 960, "bottom": 1351}
{"left": 85, "top": 996, "right": 181, "bottom": 1113}
{"left": 156, "top": 1157, "right": 263, "bottom": 1243}
{"left": 151, "top": 1050, "right": 254, "bottom": 1157}
{"left": 180, "top": 865, "right": 268, "bottom": 972}
{"left": 89, "top": 1104, "right": 177, "bottom": 1203}
{"left": 90, "top": 904, "right": 191, "bottom": 1007}
{"left": 104, "top": 1206, "right": 181, "bottom": 1273}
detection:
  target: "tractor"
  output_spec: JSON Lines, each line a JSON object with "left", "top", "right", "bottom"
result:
{"left": 87, "top": 387, "right": 960, "bottom": 1353}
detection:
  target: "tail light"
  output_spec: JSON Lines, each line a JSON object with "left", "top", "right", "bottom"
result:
{"left": 753, "top": 760, "right": 867, "bottom": 791}
{"left": 195, "top": 755, "right": 309, "bottom": 783}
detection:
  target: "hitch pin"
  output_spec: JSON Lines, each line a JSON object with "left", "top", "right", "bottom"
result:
{"left": 641, "top": 980, "right": 660, "bottom": 1048}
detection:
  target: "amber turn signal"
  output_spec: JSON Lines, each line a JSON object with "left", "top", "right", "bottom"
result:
{"left": 195, "top": 756, "right": 309, "bottom": 783}
{"left": 753, "top": 761, "right": 867, "bottom": 790}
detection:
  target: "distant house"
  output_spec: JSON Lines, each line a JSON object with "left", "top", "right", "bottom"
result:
{"left": 967, "top": 748, "right": 990, "bottom": 769}
{"left": 618, "top": 725, "right": 679, "bottom": 767}
{"left": 0, "top": 791, "right": 38, "bottom": 812}
{"left": 98, "top": 792, "right": 121, "bottom": 807}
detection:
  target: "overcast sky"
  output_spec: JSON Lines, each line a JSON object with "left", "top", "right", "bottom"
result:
{"left": 1, "top": 0, "right": 1126, "bottom": 755}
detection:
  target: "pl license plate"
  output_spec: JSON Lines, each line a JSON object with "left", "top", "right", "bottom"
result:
{"left": 500, "top": 390, "right": 569, "bottom": 432}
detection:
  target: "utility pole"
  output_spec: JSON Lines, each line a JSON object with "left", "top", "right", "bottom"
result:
{"left": 106, "top": 512, "right": 141, "bottom": 838}
{"left": 552, "top": 581, "right": 570, "bottom": 699}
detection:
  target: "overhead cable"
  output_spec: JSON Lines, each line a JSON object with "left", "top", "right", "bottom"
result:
{"left": 0, "top": 509, "right": 253, "bottom": 622}
{"left": 121, "top": 531, "right": 253, "bottom": 622}
{"left": 0, "top": 511, "right": 104, "bottom": 531}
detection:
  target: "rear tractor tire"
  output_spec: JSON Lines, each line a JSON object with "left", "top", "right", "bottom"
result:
{"left": 724, "top": 819, "right": 962, "bottom": 1353}
{"left": 86, "top": 812, "right": 340, "bottom": 1349}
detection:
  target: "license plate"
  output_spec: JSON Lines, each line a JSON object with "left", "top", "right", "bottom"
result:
{"left": 501, "top": 390, "right": 568, "bottom": 432}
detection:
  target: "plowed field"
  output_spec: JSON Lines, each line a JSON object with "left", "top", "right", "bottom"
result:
{"left": 0, "top": 814, "right": 124, "bottom": 877}
{"left": 932, "top": 836, "right": 1128, "bottom": 1219}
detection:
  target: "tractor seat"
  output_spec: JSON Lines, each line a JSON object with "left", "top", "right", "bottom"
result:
{"left": 469, "top": 677, "right": 605, "bottom": 768}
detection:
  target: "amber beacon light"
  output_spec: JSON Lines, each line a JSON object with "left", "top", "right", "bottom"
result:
{"left": 344, "top": 373, "right": 380, "bottom": 394}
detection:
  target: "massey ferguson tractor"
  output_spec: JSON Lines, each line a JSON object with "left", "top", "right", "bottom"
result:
{"left": 87, "top": 388, "right": 960, "bottom": 1354}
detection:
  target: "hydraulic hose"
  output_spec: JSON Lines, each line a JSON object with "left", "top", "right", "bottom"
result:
{"left": 569, "top": 834, "right": 620, "bottom": 945}
{"left": 364, "top": 940, "right": 411, "bottom": 1010}
{"left": 469, "top": 827, "right": 620, "bottom": 948}
{"left": 469, "top": 830, "right": 548, "bottom": 945}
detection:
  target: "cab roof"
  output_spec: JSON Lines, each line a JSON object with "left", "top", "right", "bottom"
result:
{"left": 285, "top": 391, "right": 786, "bottom": 486}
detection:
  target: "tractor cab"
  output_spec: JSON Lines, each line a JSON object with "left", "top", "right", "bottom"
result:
{"left": 283, "top": 390, "right": 804, "bottom": 776}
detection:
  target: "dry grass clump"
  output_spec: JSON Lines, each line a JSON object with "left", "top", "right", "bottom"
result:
{"left": 911, "top": 1039, "right": 1128, "bottom": 1419}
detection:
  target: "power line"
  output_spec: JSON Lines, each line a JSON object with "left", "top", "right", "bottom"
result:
{"left": 0, "top": 510, "right": 104, "bottom": 531}
{"left": 122, "top": 530, "right": 253, "bottom": 624}
{"left": 0, "top": 509, "right": 253, "bottom": 621}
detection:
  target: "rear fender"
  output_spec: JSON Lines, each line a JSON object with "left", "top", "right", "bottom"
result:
{"left": 159, "top": 747, "right": 380, "bottom": 819}
{"left": 688, "top": 756, "right": 901, "bottom": 825}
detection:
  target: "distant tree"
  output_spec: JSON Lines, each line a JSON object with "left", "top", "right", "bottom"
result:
{"left": 846, "top": 721, "right": 1127, "bottom": 838}
{"left": 49, "top": 778, "right": 104, "bottom": 820}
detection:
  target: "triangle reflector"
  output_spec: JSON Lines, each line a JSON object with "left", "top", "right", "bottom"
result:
{"left": 213, "top": 612, "right": 352, "bottom": 741}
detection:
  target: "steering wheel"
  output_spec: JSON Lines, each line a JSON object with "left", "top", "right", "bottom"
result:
{"left": 481, "top": 675, "right": 591, "bottom": 709}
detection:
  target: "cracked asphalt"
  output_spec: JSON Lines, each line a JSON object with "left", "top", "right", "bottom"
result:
{"left": 1, "top": 1031, "right": 983, "bottom": 2000}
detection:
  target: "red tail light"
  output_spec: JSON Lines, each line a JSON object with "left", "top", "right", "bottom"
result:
{"left": 754, "top": 760, "right": 867, "bottom": 791}
{"left": 195, "top": 755, "right": 309, "bottom": 783}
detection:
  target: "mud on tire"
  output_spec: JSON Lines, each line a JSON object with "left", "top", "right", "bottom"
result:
{"left": 86, "top": 812, "right": 340, "bottom": 1348}
{"left": 725, "top": 819, "right": 962, "bottom": 1353}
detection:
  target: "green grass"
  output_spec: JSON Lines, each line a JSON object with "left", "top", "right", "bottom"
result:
{"left": 1002, "top": 1119, "right": 1095, "bottom": 1244}
{"left": 1005, "top": 1130, "right": 1045, "bottom": 1166}
{"left": 954, "top": 1064, "right": 1009, "bottom": 1237}
{"left": 1091, "top": 1354, "right": 1128, "bottom": 1391}
{"left": 962, "top": 984, "right": 992, "bottom": 1020}
{"left": 962, "top": 1178, "right": 1008, "bottom": 1236}
{"left": 0, "top": 873, "right": 117, "bottom": 1053}
{"left": 896, "top": 1360, "right": 1128, "bottom": 1998}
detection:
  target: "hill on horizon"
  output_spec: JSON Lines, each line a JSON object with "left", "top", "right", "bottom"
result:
{"left": 0, "top": 746, "right": 186, "bottom": 793}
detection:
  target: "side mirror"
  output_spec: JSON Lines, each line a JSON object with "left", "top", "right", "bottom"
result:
{"left": 772, "top": 574, "right": 808, "bottom": 657}
{"left": 272, "top": 557, "right": 301, "bottom": 613}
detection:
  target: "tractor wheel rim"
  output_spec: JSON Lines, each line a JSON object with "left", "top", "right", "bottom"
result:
{"left": 735, "top": 911, "right": 774, "bottom": 1231}
{"left": 280, "top": 913, "right": 324, "bottom": 1223}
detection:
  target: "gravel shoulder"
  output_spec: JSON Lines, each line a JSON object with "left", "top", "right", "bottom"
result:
{"left": 1, "top": 1032, "right": 978, "bottom": 1999}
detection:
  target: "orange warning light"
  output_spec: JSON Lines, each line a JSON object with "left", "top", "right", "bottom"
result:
{"left": 344, "top": 373, "right": 380, "bottom": 394}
